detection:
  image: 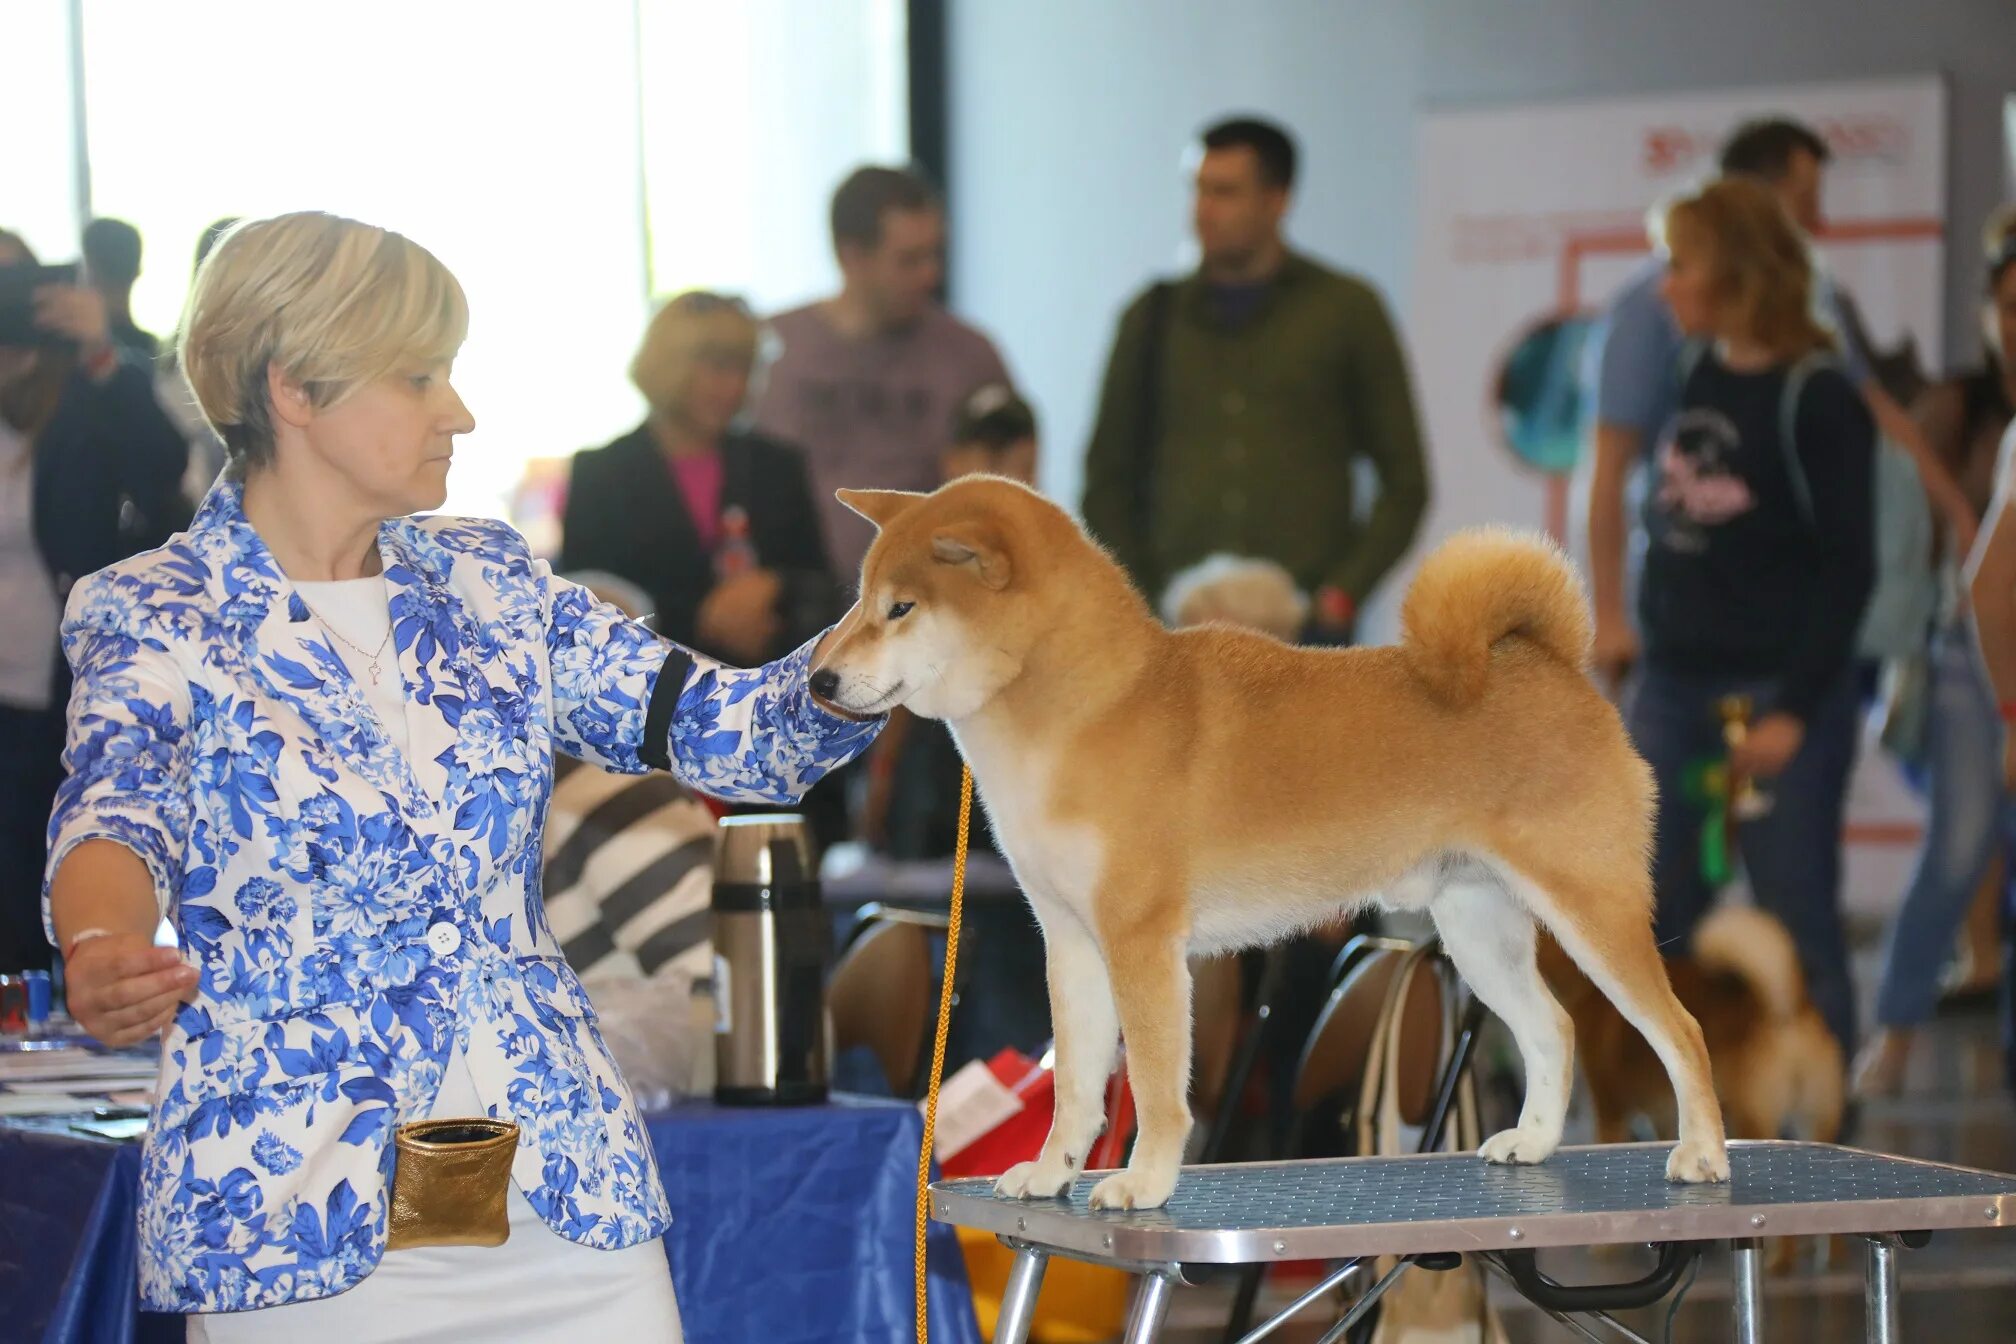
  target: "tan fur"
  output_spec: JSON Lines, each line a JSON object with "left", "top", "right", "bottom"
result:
{"left": 1541, "top": 908, "right": 1844, "bottom": 1148}
{"left": 1689, "top": 904, "right": 1805, "bottom": 1023}
{"left": 1400, "top": 526, "right": 1595, "bottom": 704}
{"left": 1540, "top": 907, "right": 1843, "bottom": 1271}
{"left": 819, "top": 478, "right": 1728, "bottom": 1208}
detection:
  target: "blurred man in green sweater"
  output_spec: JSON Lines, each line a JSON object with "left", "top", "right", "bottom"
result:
{"left": 1082, "top": 116, "right": 1430, "bottom": 640}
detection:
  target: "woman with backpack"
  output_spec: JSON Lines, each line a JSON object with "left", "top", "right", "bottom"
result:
{"left": 1627, "top": 176, "right": 1876, "bottom": 1061}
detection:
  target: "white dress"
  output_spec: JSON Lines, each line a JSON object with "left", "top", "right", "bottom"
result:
{"left": 186, "top": 576, "right": 683, "bottom": 1343}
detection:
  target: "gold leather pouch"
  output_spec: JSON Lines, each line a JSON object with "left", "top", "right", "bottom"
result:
{"left": 385, "top": 1117, "right": 519, "bottom": 1251}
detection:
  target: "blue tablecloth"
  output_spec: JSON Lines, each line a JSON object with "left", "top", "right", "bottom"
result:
{"left": 0, "top": 1098, "right": 979, "bottom": 1344}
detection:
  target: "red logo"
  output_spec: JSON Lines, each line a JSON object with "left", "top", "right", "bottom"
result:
{"left": 1814, "top": 115, "right": 1909, "bottom": 163}
{"left": 1642, "top": 113, "right": 1911, "bottom": 175}
{"left": 1644, "top": 126, "right": 1703, "bottom": 176}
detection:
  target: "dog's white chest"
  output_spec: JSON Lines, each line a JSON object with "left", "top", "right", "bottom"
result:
{"left": 996, "top": 808, "right": 1103, "bottom": 917}
{"left": 950, "top": 723, "right": 1102, "bottom": 918}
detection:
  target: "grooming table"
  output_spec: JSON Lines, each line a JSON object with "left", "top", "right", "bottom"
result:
{"left": 931, "top": 1141, "right": 2016, "bottom": 1343}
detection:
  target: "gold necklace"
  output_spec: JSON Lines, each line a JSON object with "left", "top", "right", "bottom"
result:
{"left": 299, "top": 594, "right": 394, "bottom": 686}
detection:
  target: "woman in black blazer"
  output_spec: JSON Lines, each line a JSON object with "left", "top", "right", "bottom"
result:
{"left": 560, "top": 292, "right": 840, "bottom": 665}
{"left": 0, "top": 230, "right": 187, "bottom": 972}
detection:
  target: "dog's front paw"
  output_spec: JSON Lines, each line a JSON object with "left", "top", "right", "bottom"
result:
{"left": 1087, "top": 1165, "right": 1178, "bottom": 1211}
{"left": 995, "top": 1157, "right": 1076, "bottom": 1200}
{"left": 1479, "top": 1125, "right": 1561, "bottom": 1166}
{"left": 1665, "top": 1137, "right": 1731, "bottom": 1183}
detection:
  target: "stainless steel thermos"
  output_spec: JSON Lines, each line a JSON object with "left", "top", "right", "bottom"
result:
{"left": 710, "top": 814, "right": 829, "bottom": 1105}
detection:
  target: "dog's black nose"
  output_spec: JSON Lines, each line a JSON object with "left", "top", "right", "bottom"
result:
{"left": 809, "top": 668, "right": 840, "bottom": 701}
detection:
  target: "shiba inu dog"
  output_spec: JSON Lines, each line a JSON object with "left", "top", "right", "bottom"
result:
{"left": 810, "top": 477, "right": 1727, "bottom": 1210}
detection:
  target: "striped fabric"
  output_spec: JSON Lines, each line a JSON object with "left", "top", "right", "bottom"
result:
{"left": 546, "top": 757, "right": 718, "bottom": 983}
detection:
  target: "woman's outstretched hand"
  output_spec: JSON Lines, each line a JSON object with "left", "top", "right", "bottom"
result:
{"left": 65, "top": 933, "right": 197, "bottom": 1047}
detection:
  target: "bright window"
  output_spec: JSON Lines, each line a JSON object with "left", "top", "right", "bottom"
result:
{"left": 11, "top": 0, "right": 906, "bottom": 524}
{"left": 0, "top": 3, "right": 81, "bottom": 258}
{"left": 636, "top": 0, "right": 909, "bottom": 311}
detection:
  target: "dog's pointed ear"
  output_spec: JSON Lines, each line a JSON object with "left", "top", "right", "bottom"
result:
{"left": 837, "top": 488, "right": 926, "bottom": 531}
{"left": 931, "top": 527, "right": 1012, "bottom": 590}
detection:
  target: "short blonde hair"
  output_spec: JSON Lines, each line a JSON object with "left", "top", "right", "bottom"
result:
{"left": 629, "top": 291, "right": 759, "bottom": 415}
{"left": 179, "top": 211, "right": 468, "bottom": 474}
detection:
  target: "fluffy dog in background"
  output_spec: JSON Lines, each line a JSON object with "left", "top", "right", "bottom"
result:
{"left": 1160, "top": 555, "right": 1309, "bottom": 642}
{"left": 1542, "top": 904, "right": 1843, "bottom": 1148}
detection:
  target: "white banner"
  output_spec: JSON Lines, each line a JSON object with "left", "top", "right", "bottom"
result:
{"left": 1406, "top": 75, "right": 1948, "bottom": 910}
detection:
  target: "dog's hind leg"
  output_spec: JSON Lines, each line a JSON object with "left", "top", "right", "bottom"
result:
{"left": 1431, "top": 875, "right": 1575, "bottom": 1166}
{"left": 996, "top": 908, "right": 1121, "bottom": 1200}
{"left": 1497, "top": 861, "right": 1730, "bottom": 1183}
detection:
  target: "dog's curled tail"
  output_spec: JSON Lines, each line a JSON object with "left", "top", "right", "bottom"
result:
{"left": 1692, "top": 905, "right": 1805, "bottom": 1023}
{"left": 1399, "top": 527, "right": 1592, "bottom": 704}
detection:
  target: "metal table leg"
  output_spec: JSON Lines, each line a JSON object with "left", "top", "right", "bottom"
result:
{"left": 1865, "top": 1236, "right": 1900, "bottom": 1344}
{"left": 1729, "top": 1239, "right": 1763, "bottom": 1344}
{"left": 1229, "top": 1259, "right": 1364, "bottom": 1344}
{"left": 993, "top": 1243, "right": 1050, "bottom": 1344}
{"left": 1313, "top": 1260, "right": 1413, "bottom": 1344}
{"left": 1122, "top": 1270, "right": 1178, "bottom": 1343}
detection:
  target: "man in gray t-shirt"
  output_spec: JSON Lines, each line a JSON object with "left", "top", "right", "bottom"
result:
{"left": 752, "top": 166, "right": 1010, "bottom": 578}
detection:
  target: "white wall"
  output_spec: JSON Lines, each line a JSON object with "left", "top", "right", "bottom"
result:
{"left": 948, "top": 0, "right": 2016, "bottom": 518}
{"left": 945, "top": 1, "right": 2016, "bottom": 915}
{"left": 0, "top": 2, "right": 80, "bottom": 257}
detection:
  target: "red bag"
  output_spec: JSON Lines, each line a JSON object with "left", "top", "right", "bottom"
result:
{"left": 936, "top": 1047, "right": 1135, "bottom": 1178}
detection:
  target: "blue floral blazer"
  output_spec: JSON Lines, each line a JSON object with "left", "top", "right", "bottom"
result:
{"left": 42, "top": 482, "right": 878, "bottom": 1313}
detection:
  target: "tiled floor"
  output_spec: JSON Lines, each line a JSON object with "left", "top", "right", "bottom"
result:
{"left": 1145, "top": 946, "right": 2016, "bottom": 1342}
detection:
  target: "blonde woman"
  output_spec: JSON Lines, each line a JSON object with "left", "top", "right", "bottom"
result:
{"left": 560, "top": 291, "right": 839, "bottom": 667}
{"left": 1627, "top": 176, "right": 1876, "bottom": 1060}
{"left": 43, "top": 213, "right": 879, "bottom": 1339}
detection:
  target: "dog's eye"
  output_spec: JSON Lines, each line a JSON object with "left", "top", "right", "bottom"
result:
{"left": 887, "top": 601, "right": 915, "bottom": 620}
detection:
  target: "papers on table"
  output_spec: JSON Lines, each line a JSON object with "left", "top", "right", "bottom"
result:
{"left": 0, "top": 1046, "right": 159, "bottom": 1087}
{"left": 7, "top": 1077, "right": 157, "bottom": 1095}
{"left": 0, "top": 1047, "right": 158, "bottom": 1123}
{"left": 0, "top": 1091, "right": 100, "bottom": 1117}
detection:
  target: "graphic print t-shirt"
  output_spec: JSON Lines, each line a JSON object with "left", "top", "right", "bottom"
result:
{"left": 750, "top": 304, "right": 1011, "bottom": 578}
{"left": 1637, "top": 349, "right": 1876, "bottom": 719}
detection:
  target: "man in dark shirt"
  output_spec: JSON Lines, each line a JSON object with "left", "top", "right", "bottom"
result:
{"left": 1081, "top": 117, "right": 1429, "bottom": 637}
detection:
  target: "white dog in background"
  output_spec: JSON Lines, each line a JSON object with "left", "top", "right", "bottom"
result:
{"left": 1160, "top": 555, "right": 1310, "bottom": 643}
